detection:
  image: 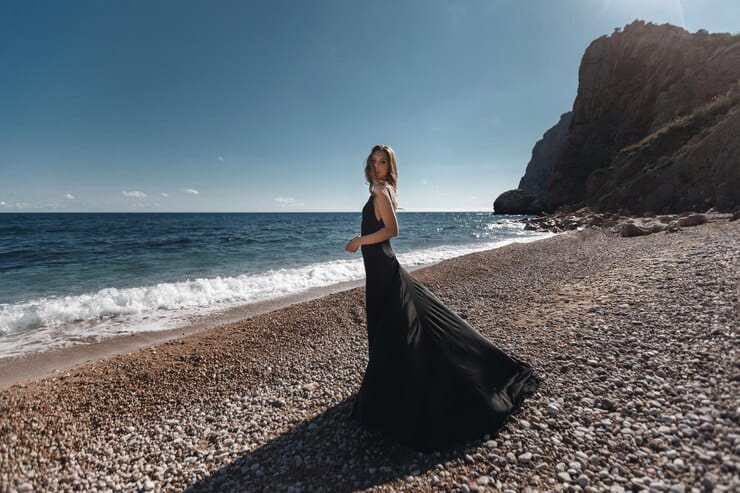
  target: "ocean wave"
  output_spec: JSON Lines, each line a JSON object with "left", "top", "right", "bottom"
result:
{"left": 0, "top": 232, "right": 553, "bottom": 356}
{"left": 485, "top": 219, "right": 523, "bottom": 230}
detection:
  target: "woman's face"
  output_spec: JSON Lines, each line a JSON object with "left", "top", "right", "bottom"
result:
{"left": 370, "top": 150, "right": 389, "bottom": 182}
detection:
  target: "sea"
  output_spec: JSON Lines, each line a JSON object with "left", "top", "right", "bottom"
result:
{"left": 0, "top": 212, "right": 552, "bottom": 359}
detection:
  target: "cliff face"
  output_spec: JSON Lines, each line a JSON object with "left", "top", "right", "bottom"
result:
{"left": 588, "top": 82, "right": 740, "bottom": 213}
{"left": 496, "top": 20, "right": 740, "bottom": 214}
{"left": 518, "top": 112, "right": 572, "bottom": 201}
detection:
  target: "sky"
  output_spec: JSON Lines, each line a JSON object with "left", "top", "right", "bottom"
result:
{"left": 1, "top": 0, "right": 738, "bottom": 212}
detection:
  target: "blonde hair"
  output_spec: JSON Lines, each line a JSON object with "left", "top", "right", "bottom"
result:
{"left": 364, "top": 144, "right": 399, "bottom": 210}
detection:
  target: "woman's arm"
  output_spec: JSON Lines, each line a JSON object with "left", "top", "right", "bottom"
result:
{"left": 358, "top": 185, "right": 399, "bottom": 246}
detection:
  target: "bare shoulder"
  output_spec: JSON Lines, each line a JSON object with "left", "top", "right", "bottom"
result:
{"left": 371, "top": 180, "right": 390, "bottom": 194}
{"left": 372, "top": 181, "right": 397, "bottom": 210}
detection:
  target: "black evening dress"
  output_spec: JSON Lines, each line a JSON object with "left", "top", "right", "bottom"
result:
{"left": 351, "top": 193, "right": 541, "bottom": 451}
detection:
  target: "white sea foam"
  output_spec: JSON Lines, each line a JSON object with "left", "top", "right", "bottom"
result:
{"left": 0, "top": 232, "right": 553, "bottom": 358}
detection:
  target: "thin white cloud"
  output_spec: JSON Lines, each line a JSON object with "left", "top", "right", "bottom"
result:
{"left": 676, "top": 0, "right": 686, "bottom": 29}
{"left": 160, "top": 192, "right": 169, "bottom": 198}
{"left": 0, "top": 201, "right": 6, "bottom": 207}
{"left": 64, "top": 193, "right": 75, "bottom": 200}
{"left": 180, "top": 188, "right": 199, "bottom": 195}
{"left": 274, "top": 196, "right": 305, "bottom": 207}
{"left": 421, "top": 178, "right": 429, "bottom": 185}
{"left": 218, "top": 156, "right": 224, "bottom": 162}
{"left": 122, "top": 190, "right": 147, "bottom": 198}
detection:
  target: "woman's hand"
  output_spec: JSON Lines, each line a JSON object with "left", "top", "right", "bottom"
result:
{"left": 345, "top": 235, "right": 361, "bottom": 253}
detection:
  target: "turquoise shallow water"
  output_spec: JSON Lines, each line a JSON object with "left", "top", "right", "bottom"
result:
{"left": 0, "top": 212, "right": 547, "bottom": 356}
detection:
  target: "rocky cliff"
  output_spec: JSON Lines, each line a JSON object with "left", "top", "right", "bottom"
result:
{"left": 588, "top": 82, "right": 740, "bottom": 213}
{"left": 495, "top": 20, "right": 740, "bottom": 215}
{"left": 518, "top": 112, "right": 573, "bottom": 200}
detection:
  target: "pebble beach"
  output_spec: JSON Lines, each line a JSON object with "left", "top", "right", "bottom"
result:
{"left": 1, "top": 217, "right": 738, "bottom": 492}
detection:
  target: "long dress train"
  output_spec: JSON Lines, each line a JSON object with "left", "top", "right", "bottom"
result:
{"left": 351, "top": 193, "right": 541, "bottom": 451}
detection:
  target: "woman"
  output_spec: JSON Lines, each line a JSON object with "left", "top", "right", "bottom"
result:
{"left": 345, "top": 144, "right": 540, "bottom": 451}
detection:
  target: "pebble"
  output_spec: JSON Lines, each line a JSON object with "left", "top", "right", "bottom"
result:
{"left": 558, "top": 472, "right": 572, "bottom": 483}
{"left": 476, "top": 475, "right": 491, "bottom": 486}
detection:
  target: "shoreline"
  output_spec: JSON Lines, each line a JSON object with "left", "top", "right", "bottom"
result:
{"left": 2, "top": 219, "right": 737, "bottom": 492}
{"left": 0, "top": 277, "right": 368, "bottom": 390}
{"left": 0, "top": 234, "right": 552, "bottom": 390}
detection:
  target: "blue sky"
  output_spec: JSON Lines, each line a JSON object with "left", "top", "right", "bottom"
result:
{"left": 1, "top": 0, "right": 738, "bottom": 212}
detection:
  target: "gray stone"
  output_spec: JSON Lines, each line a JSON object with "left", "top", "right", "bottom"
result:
{"left": 493, "top": 189, "right": 546, "bottom": 215}
{"left": 620, "top": 222, "right": 650, "bottom": 237}
{"left": 677, "top": 214, "right": 707, "bottom": 227}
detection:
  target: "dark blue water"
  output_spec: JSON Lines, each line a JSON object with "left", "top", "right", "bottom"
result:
{"left": 0, "top": 212, "right": 535, "bottom": 304}
{"left": 2, "top": 213, "right": 357, "bottom": 304}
